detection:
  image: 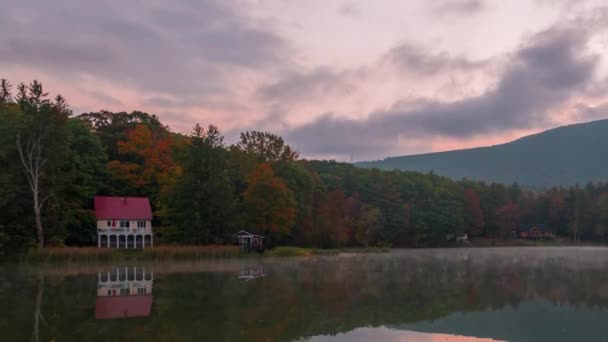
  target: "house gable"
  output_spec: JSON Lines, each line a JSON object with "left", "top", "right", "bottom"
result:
{"left": 94, "top": 196, "right": 153, "bottom": 220}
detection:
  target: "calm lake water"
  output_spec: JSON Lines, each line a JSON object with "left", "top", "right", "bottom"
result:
{"left": 3, "top": 247, "right": 608, "bottom": 341}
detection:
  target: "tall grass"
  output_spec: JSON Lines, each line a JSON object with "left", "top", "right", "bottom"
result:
{"left": 22, "top": 245, "right": 243, "bottom": 263}
{"left": 265, "top": 246, "right": 314, "bottom": 257}
{"left": 264, "top": 246, "right": 390, "bottom": 257}
{"left": 21, "top": 245, "right": 390, "bottom": 263}
{"left": 23, "top": 247, "right": 116, "bottom": 263}
{"left": 142, "top": 245, "right": 241, "bottom": 260}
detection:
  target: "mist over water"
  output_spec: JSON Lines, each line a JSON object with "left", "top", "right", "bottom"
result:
{"left": 3, "top": 247, "right": 608, "bottom": 341}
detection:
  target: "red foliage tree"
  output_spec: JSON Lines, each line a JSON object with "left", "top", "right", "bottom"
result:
{"left": 243, "top": 163, "right": 296, "bottom": 236}
{"left": 495, "top": 202, "right": 520, "bottom": 237}
{"left": 464, "top": 188, "right": 484, "bottom": 236}
{"left": 108, "top": 124, "right": 177, "bottom": 189}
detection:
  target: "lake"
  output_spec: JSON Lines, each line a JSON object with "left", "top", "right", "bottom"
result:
{"left": 3, "top": 247, "right": 608, "bottom": 341}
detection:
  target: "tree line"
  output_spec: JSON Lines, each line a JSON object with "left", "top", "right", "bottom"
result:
{"left": 1, "top": 79, "right": 608, "bottom": 253}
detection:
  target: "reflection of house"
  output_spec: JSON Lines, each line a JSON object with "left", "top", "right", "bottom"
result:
{"left": 514, "top": 224, "right": 555, "bottom": 239}
{"left": 95, "top": 196, "right": 153, "bottom": 248}
{"left": 95, "top": 267, "right": 153, "bottom": 319}
{"left": 232, "top": 230, "right": 264, "bottom": 250}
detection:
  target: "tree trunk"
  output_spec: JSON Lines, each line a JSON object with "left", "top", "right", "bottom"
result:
{"left": 16, "top": 132, "right": 48, "bottom": 249}
{"left": 33, "top": 192, "right": 43, "bottom": 248}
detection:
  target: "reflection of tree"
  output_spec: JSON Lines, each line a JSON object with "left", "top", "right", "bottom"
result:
{"left": 30, "top": 273, "right": 44, "bottom": 342}
{"left": 8, "top": 250, "right": 608, "bottom": 341}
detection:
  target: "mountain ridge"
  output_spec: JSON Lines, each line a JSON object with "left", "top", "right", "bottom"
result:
{"left": 356, "top": 119, "right": 608, "bottom": 187}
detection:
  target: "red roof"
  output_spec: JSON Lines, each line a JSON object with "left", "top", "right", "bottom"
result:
{"left": 95, "top": 296, "right": 153, "bottom": 319}
{"left": 94, "top": 196, "right": 153, "bottom": 220}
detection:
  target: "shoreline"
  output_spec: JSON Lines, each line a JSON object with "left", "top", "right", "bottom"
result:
{"left": 4, "top": 240, "right": 605, "bottom": 264}
{"left": 9, "top": 245, "right": 391, "bottom": 264}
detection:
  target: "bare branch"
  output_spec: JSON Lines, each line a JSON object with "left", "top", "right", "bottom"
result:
{"left": 40, "top": 194, "right": 54, "bottom": 207}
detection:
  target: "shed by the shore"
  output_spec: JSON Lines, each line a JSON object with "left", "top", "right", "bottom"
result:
{"left": 233, "top": 230, "right": 264, "bottom": 250}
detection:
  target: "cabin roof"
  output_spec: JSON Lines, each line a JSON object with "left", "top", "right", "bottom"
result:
{"left": 233, "top": 230, "right": 264, "bottom": 238}
{"left": 94, "top": 295, "right": 153, "bottom": 319}
{"left": 94, "top": 196, "right": 153, "bottom": 220}
{"left": 518, "top": 224, "right": 549, "bottom": 232}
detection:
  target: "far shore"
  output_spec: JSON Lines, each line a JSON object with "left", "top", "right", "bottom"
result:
{"left": 2, "top": 238, "right": 605, "bottom": 264}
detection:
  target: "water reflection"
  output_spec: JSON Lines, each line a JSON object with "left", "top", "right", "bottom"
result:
{"left": 31, "top": 273, "right": 44, "bottom": 342}
{"left": 238, "top": 263, "right": 265, "bottom": 282}
{"left": 95, "top": 266, "right": 153, "bottom": 319}
{"left": 5, "top": 248, "right": 608, "bottom": 341}
{"left": 305, "top": 327, "right": 505, "bottom": 342}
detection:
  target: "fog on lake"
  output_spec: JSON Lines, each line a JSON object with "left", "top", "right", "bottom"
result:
{"left": 3, "top": 247, "right": 608, "bottom": 341}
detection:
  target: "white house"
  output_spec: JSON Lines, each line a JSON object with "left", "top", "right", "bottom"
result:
{"left": 94, "top": 196, "right": 153, "bottom": 248}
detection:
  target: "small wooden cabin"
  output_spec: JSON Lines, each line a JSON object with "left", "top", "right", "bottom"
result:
{"left": 233, "top": 230, "right": 265, "bottom": 250}
{"left": 515, "top": 224, "right": 555, "bottom": 239}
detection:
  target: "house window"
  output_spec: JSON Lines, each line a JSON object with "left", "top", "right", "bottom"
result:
{"left": 107, "top": 220, "right": 111, "bottom": 227}
{"left": 137, "top": 221, "right": 146, "bottom": 229}
{"left": 120, "top": 221, "right": 130, "bottom": 228}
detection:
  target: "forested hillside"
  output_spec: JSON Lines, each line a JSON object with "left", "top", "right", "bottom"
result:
{"left": 357, "top": 120, "right": 608, "bottom": 187}
{"left": 2, "top": 80, "right": 608, "bottom": 254}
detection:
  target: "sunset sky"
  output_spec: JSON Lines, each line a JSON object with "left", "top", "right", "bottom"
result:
{"left": 2, "top": 0, "right": 608, "bottom": 160}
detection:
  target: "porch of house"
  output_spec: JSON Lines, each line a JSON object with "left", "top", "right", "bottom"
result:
{"left": 98, "top": 233, "right": 153, "bottom": 248}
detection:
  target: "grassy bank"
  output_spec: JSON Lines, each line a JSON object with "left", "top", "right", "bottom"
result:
{"left": 22, "top": 245, "right": 243, "bottom": 263}
{"left": 264, "top": 246, "right": 391, "bottom": 257}
{"left": 466, "top": 237, "right": 593, "bottom": 247}
{"left": 11, "top": 241, "right": 603, "bottom": 263}
{"left": 18, "top": 245, "right": 391, "bottom": 263}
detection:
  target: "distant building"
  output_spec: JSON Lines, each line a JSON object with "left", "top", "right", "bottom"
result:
{"left": 95, "top": 266, "right": 153, "bottom": 319}
{"left": 233, "top": 230, "right": 264, "bottom": 250}
{"left": 514, "top": 224, "right": 555, "bottom": 239}
{"left": 95, "top": 196, "right": 153, "bottom": 248}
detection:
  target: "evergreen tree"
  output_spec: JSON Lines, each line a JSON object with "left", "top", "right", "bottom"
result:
{"left": 163, "top": 124, "right": 238, "bottom": 244}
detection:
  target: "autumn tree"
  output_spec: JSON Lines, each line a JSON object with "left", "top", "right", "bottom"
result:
{"left": 464, "top": 188, "right": 484, "bottom": 236}
{"left": 107, "top": 123, "right": 177, "bottom": 198}
{"left": 314, "top": 188, "right": 351, "bottom": 247}
{"left": 494, "top": 202, "right": 520, "bottom": 238}
{"left": 243, "top": 163, "right": 296, "bottom": 240}
{"left": 78, "top": 110, "right": 167, "bottom": 161}
{"left": 342, "top": 193, "right": 384, "bottom": 246}
{"left": 547, "top": 190, "right": 566, "bottom": 235}
{"left": 354, "top": 204, "right": 384, "bottom": 246}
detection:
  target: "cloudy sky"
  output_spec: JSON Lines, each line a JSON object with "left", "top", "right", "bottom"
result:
{"left": 2, "top": 0, "right": 608, "bottom": 160}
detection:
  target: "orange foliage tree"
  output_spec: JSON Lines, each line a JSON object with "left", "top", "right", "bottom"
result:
{"left": 315, "top": 188, "right": 351, "bottom": 246}
{"left": 243, "top": 163, "right": 296, "bottom": 237}
{"left": 107, "top": 124, "right": 178, "bottom": 190}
